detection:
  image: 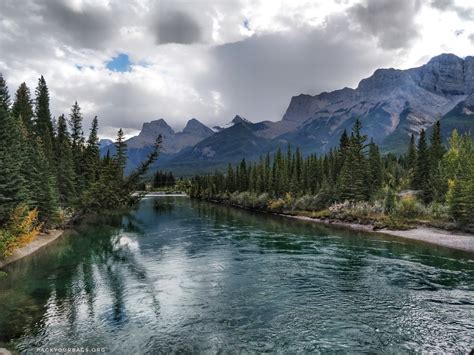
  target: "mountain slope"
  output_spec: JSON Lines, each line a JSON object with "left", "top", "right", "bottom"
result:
{"left": 108, "top": 53, "right": 474, "bottom": 176}
{"left": 101, "top": 117, "right": 215, "bottom": 173}
{"left": 430, "top": 93, "right": 474, "bottom": 142}
{"left": 279, "top": 54, "right": 473, "bottom": 154}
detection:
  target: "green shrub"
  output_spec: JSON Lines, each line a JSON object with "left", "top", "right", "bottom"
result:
{"left": 394, "top": 196, "right": 427, "bottom": 219}
{"left": 267, "top": 198, "right": 286, "bottom": 212}
{"left": 383, "top": 188, "right": 397, "bottom": 214}
{"left": 427, "top": 202, "right": 450, "bottom": 220}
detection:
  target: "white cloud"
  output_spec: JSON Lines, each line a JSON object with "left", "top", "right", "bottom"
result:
{"left": 0, "top": 0, "right": 472, "bottom": 139}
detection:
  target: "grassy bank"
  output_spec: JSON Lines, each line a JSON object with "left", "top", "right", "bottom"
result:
{"left": 198, "top": 191, "right": 466, "bottom": 233}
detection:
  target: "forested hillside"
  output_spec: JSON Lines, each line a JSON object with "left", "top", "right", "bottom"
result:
{"left": 190, "top": 120, "right": 474, "bottom": 230}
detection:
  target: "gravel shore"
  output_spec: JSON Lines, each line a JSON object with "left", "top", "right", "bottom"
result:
{"left": 0, "top": 229, "right": 64, "bottom": 269}
{"left": 285, "top": 214, "right": 474, "bottom": 252}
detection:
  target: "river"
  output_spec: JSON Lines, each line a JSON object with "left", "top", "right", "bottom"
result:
{"left": 0, "top": 196, "right": 473, "bottom": 353}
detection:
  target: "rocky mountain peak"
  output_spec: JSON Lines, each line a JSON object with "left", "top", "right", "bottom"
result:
{"left": 182, "top": 118, "right": 213, "bottom": 136}
{"left": 140, "top": 119, "right": 175, "bottom": 138}
{"left": 419, "top": 53, "right": 472, "bottom": 95}
{"left": 231, "top": 115, "right": 251, "bottom": 124}
{"left": 98, "top": 138, "right": 113, "bottom": 149}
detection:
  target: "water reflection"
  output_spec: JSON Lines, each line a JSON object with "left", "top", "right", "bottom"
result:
{"left": 0, "top": 197, "right": 473, "bottom": 353}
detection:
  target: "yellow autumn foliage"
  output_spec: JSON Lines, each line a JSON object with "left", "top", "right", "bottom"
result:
{"left": 0, "top": 205, "right": 42, "bottom": 257}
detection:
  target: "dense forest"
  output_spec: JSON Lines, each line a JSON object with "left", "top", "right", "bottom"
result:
{"left": 0, "top": 74, "right": 161, "bottom": 257}
{"left": 152, "top": 170, "right": 176, "bottom": 188}
{"left": 190, "top": 119, "right": 474, "bottom": 230}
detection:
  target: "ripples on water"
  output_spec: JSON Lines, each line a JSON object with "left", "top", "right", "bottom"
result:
{"left": 0, "top": 197, "right": 473, "bottom": 353}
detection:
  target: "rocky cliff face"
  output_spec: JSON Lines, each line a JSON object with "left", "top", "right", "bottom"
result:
{"left": 277, "top": 53, "right": 474, "bottom": 153}
{"left": 126, "top": 118, "right": 213, "bottom": 154}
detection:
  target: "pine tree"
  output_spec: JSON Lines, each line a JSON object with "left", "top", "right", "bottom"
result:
{"left": 226, "top": 164, "right": 235, "bottom": 192}
{"left": 239, "top": 158, "right": 248, "bottom": 191}
{"left": 0, "top": 73, "right": 11, "bottom": 112}
{"left": 55, "top": 114, "right": 76, "bottom": 204}
{"left": 413, "top": 129, "right": 431, "bottom": 202}
{"left": 34, "top": 138, "right": 59, "bottom": 223}
{"left": 429, "top": 121, "right": 446, "bottom": 201}
{"left": 82, "top": 116, "right": 100, "bottom": 190}
{"left": 12, "top": 83, "right": 34, "bottom": 132}
{"left": 114, "top": 128, "right": 127, "bottom": 177}
{"left": 406, "top": 133, "right": 417, "bottom": 174}
{"left": 34, "top": 76, "right": 54, "bottom": 161}
{"left": 0, "top": 76, "right": 27, "bottom": 223}
{"left": 339, "top": 120, "right": 368, "bottom": 201}
{"left": 69, "top": 101, "right": 85, "bottom": 190}
{"left": 368, "top": 139, "right": 382, "bottom": 195}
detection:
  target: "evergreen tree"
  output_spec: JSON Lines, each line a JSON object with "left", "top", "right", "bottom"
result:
{"left": 82, "top": 116, "right": 100, "bottom": 190}
{"left": 0, "top": 73, "right": 11, "bottom": 112}
{"left": 34, "top": 138, "right": 59, "bottom": 223}
{"left": 413, "top": 129, "right": 431, "bottom": 202}
{"left": 367, "top": 139, "right": 382, "bottom": 195}
{"left": 69, "top": 101, "right": 85, "bottom": 189}
{"left": 55, "top": 114, "right": 76, "bottom": 204}
{"left": 34, "top": 76, "right": 54, "bottom": 161}
{"left": 429, "top": 121, "right": 447, "bottom": 201}
{"left": 339, "top": 120, "right": 368, "bottom": 201}
{"left": 115, "top": 128, "right": 127, "bottom": 177}
{"left": 406, "top": 134, "right": 417, "bottom": 174}
{"left": 0, "top": 88, "right": 25, "bottom": 222}
{"left": 12, "top": 83, "right": 34, "bottom": 132}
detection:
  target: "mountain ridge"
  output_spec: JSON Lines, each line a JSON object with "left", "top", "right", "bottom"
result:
{"left": 101, "top": 53, "right": 474, "bottom": 175}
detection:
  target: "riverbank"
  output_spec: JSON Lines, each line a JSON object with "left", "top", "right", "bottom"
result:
{"left": 284, "top": 214, "right": 474, "bottom": 252}
{"left": 202, "top": 198, "right": 474, "bottom": 253}
{"left": 0, "top": 229, "right": 64, "bottom": 269}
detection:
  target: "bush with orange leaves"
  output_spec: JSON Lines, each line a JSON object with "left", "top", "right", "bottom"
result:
{"left": 0, "top": 205, "right": 42, "bottom": 258}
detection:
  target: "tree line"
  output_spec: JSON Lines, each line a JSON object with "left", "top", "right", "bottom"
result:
{"left": 0, "top": 74, "right": 161, "bottom": 256}
{"left": 190, "top": 119, "right": 474, "bottom": 228}
{"left": 152, "top": 170, "right": 176, "bottom": 188}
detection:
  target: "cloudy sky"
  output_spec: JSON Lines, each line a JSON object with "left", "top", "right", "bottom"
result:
{"left": 0, "top": 0, "right": 473, "bottom": 138}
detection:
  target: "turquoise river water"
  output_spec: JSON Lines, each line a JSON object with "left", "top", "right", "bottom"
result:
{"left": 0, "top": 197, "right": 473, "bottom": 353}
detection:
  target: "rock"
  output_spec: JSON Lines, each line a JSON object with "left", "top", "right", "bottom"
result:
{"left": 278, "top": 53, "right": 473, "bottom": 153}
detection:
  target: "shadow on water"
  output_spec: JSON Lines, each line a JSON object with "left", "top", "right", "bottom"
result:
{"left": 0, "top": 211, "right": 159, "bottom": 347}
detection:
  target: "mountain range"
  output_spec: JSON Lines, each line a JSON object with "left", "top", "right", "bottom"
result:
{"left": 101, "top": 53, "right": 474, "bottom": 176}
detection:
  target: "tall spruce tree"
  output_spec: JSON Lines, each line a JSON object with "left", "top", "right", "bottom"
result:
{"left": 55, "top": 114, "right": 76, "bottom": 204}
{"left": 34, "top": 76, "right": 54, "bottom": 161}
{"left": 82, "top": 116, "right": 100, "bottom": 190}
{"left": 413, "top": 129, "right": 431, "bottom": 202}
{"left": 406, "top": 133, "right": 417, "bottom": 173}
{"left": 368, "top": 139, "right": 382, "bottom": 195}
{"left": 69, "top": 101, "right": 85, "bottom": 185}
{"left": 339, "top": 120, "right": 368, "bottom": 201}
{"left": 429, "top": 121, "right": 446, "bottom": 201}
{"left": 34, "top": 137, "right": 59, "bottom": 223}
{"left": 12, "top": 83, "right": 34, "bottom": 132}
{"left": 0, "top": 73, "right": 11, "bottom": 112}
{"left": 115, "top": 128, "right": 127, "bottom": 178}
{"left": 0, "top": 80, "right": 25, "bottom": 222}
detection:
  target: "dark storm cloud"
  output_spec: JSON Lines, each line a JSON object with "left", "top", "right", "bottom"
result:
{"left": 351, "top": 0, "right": 422, "bottom": 49}
{"left": 431, "top": 0, "right": 474, "bottom": 20}
{"left": 155, "top": 11, "right": 202, "bottom": 44}
{"left": 36, "top": 0, "right": 115, "bottom": 49}
{"left": 150, "top": 0, "right": 212, "bottom": 45}
{"left": 0, "top": 0, "right": 117, "bottom": 51}
{"left": 199, "top": 16, "right": 393, "bottom": 122}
